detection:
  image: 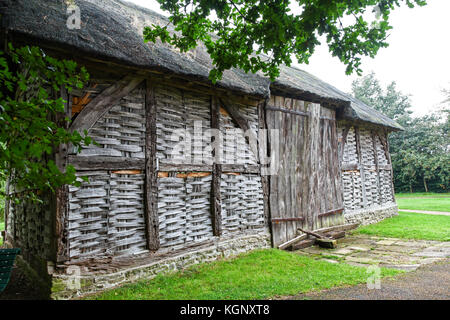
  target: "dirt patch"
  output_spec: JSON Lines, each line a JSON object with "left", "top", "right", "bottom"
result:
{"left": 0, "top": 265, "right": 48, "bottom": 300}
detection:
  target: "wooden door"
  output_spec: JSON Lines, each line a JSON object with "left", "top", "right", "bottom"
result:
{"left": 266, "top": 96, "right": 344, "bottom": 247}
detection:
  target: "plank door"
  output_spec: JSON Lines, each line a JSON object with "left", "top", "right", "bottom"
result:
{"left": 266, "top": 96, "right": 343, "bottom": 247}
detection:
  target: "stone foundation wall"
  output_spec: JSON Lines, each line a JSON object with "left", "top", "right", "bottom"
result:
{"left": 344, "top": 203, "right": 398, "bottom": 226}
{"left": 51, "top": 232, "right": 271, "bottom": 300}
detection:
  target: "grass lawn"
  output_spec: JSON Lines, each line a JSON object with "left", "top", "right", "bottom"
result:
{"left": 354, "top": 211, "right": 450, "bottom": 241}
{"left": 86, "top": 249, "right": 401, "bottom": 300}
{"left": 395, "top": 192, "right": 450, "bottom": 198}
{"left": 395, "top": 197, "right": 450, "bottom": 212}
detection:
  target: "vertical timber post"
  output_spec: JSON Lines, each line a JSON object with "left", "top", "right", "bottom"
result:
{"left": 354, "top": 126, "right": 367, "bottom": 207}
{"left": 258, "top": 99, "right": 271, "bottom": 229}
{"left": 371, "top": 130, "right": 382, "bottom": 205}
{"left": 211, "top": 96, "right": 222, "bottom": 236}
{"left": 55, "top": 86, "right": 71, "bottom": 262}
{"left": 144, "top": 79, "right": 160, "bottom": 251}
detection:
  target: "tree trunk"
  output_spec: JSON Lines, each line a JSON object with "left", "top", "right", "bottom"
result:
{"left": 423, "top": 177, "right": 428, "bottom": 193}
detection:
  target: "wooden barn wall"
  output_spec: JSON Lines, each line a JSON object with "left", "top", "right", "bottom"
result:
{"left": 155, "top": 83, "right": 265, "bottom": 249}
{"left": 5, "top": 191, "right": 54, "bottom": 266}
{"left": 267, "top": 96, "right": 345, "bottom": 248}
{"left": 338, "top": 124, "right": 395, "bottom": 213}
{"left": 68, "top": 83, "right": 148, "bottom": 260}
{"left": 66, "top": 79, "right": 266, "bottom": 262}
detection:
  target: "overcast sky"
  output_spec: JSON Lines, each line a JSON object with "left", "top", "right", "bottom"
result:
{"left": 127, "top": 0, "right": 450, "bottom": 117}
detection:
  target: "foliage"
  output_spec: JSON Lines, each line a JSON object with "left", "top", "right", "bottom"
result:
{"left": 144, "top": 0, "right": 426, "bottom": 83}
{"left": 0, "top": 44, "right": 91, "bottom": 201}
{"left": 355, "top": 211, "right": 450, "bottom": 241}
{"left": 352, "top": 72, "right": 449, "bottom": 193}
{"left": 87, "top": 249, "right": 401, "bottom": 300}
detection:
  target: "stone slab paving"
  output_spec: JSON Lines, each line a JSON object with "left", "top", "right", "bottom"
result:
{"left": 295, "top": 234, "right": 450, "bottom": 271}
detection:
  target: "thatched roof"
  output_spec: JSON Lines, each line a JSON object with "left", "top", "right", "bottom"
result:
{"left": 2, "top": 0, "right": 402, "bottom": 130}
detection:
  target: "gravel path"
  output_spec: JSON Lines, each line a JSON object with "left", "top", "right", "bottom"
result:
{"left": 399, "top": 209, "right": 450, "bottom": 216}
{"left": 288, "top": 259, "right": 450, "bottom": 300}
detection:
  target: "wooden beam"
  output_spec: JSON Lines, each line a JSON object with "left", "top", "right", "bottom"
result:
{"left": 111, "top": 170, "right": 142, "bottom": 175}
{"left": 339, "top": 125, "right": 351, "bottom": 162}
{"left": 266, "top": 106, "right": 309, "bottom": 117}
{"left": 317, "top": 208, "right": 344, "bottom": 219}
{"left": 220, "top": 98, "right": 259, "bottom": 162}
{"left": 277, "top": 234, "right": 308, "bottom": 250}
{"left": 68, "top": 155, "right": 145, "bottom": 170}
{"left": 341, "top": 162, "right": 359, "bottom": 171}
{"left": 382, "top": 130, "right": 396, "bottom": 201}
{"left": 371, "top": 131, "right": 382, "bottom": 205}
{"left": 222, "top": 164, "right": 259, "bottom": 173}
{"left": 304, "top": 223, "right": 360, "bottom": 235}
{"left": 271, "top": 217, "right": 305, "bottom": 223}
{"left": 354, "top": 127, "right": 367, "bottom": 207}
{"left": 258, "top": 99, "right": 271, "bottom": 227}
{"left": 55, "top": 86, "right": 71, "bottom": 263}
{"left": 211, "top": 96, "right": 222, "bottom": 236}
{"left": 144, "top": 79, "right": 160, "bottom": 251}
{"left": 69, "top": 75, "right": 144, "bottom": 133}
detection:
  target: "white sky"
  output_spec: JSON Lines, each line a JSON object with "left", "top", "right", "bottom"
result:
{"left": 127, "top": 0, "right": 450, "bottom": 117}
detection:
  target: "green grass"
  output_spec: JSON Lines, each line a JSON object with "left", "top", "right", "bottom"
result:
{"left": 87, "top": 249, "right": 401, "bottom": 300}
{"left": 354, "top": 211, "right": 450, "bottom": 241}
{"left": 395, "top": 192, "right": 450, "bottom": 198}
{"left": 395, "top": 197, "right": 450, "bottom": 212}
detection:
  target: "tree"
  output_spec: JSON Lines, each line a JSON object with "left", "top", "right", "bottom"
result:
{"left": 352, "top": 73, "right": 449, "bottom": 193}
{"left": 144, "top": 0, "right": 427, "bottom": 83}
{"left": 0, "top": 44, "right": 92, "bottom": 201}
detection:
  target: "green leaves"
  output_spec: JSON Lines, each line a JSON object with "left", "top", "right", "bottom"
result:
{"left": 143, "top": 0, "right": 427, "bottom": 82}
{"left": 0, "top": 44, "right": 91, "bottom": 201}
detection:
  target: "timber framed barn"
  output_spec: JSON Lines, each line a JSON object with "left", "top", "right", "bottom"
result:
{"left": 1, "top": 0, "right": 401, "bottom": 299}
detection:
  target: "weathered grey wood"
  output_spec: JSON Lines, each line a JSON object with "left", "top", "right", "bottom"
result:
{"left": 277, "top": 234, "right": 308, "bottom": 250}
{"left": 318, "top": 208, "right": 344, "bottom": 218}
{"left": 159, "top": 163, "right": 212, "bottom": 172}
{"left": 382, "top": 129, "right": 396, "bottom": 200}
{"left": 271, "top": 217, "right": 305, "bottom": 223}
{"left": 258, "top": 100, "right": 271, "bottom": 228}
{"left": 309, "top": 223, "right": 360, "bottom": 235}
{"left": 55, "top": 86, "right": 71, "bottom": 262}
{"left": 266, "top": 106, "right": 309, "bottom": 117}
{"left": 267, "top": 100, "right": 282, "bottom": 247}
{"left": 354, "top": 127, "right": 367, "bottom": 207}
{"left": 68, "top": 156, "right": 145, "bottom": 170}
{"left": 70, "top": 75, "right": 144, "bottom": 133}
{"left": 308, "top": 102, "right": 321, "bottom": 230}
{"left": 222, "top": 164, "right": 259, "bottom": 173}
{"left": 379, "top": 164, "right": 392, "bottom": 171}
{"left": 371, "top": 131, "right": 382, "bottom": 205}
{"left": 339, "top": 125, "right": 351, "bottom": 162}
{"left": 291, "top": 239, "right": 316, "bottom": 250}
{"left": 211, "top": 96, "right": 222, "bottom": 236}
{"left": 144, "top": 79, "right": 160, "bottom": 251}
{"left": 342, "top": 162, "right": 359, "bottom": 171}
{"left": 220, "top": 98, "right": 259, "bottom": 162}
